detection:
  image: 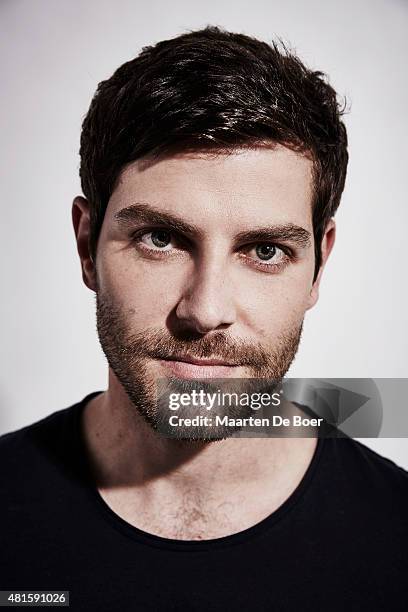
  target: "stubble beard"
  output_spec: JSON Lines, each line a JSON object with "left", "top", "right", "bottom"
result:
{"left": 95, "top": 287, "right": 303, "bottom": 442}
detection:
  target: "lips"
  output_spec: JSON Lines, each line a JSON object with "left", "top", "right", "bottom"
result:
{"left": 155, "top": 355, "right": 240, "bottom": 379}
{"left": 165, "top": 355, "right": 238, "bottom": 367}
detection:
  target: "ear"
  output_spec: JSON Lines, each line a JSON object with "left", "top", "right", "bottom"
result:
{"left": 307, "top": 218, "right": 336, "bottom": 310}
{"left": 72, "top": 196, "right": 97, "bottom": 292}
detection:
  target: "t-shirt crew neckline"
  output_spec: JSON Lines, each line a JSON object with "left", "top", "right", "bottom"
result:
{"left": 72, "top": 391, "right": 326, "bottom": 552}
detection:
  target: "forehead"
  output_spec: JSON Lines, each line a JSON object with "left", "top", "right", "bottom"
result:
{"left": 107, "top": 146, "right": 314, "bottom": 231}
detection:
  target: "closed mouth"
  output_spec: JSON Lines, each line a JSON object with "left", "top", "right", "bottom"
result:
{"left": 158, "top": 355, "right": 239, "bottom": 367}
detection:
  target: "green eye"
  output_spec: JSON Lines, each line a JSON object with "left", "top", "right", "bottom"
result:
{"left": 255, "top": 244, "right": 277, "bottom": 261}
{"left": 150, "top": 230, "right": 172, "bottom": 248}
{"left": 241, "top": 242, "right": 289, "bottom": 272}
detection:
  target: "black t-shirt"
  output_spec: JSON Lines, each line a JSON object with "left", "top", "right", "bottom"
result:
{"left": 1, "top": 391, "right": 407, "bottom": 611}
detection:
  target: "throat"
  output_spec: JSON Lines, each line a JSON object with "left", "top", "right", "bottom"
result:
{"left": 82, "top": 396, "right": 318, "bottom": 540}
{"left": 95, "top": 438, "right": 316, "bottom": 542}
{"left": 98, "top": 485, "right": 252, "bottom": 540}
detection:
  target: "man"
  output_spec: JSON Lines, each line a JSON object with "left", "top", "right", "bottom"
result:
{"left": 1, "top": 26, "right": 407, "bottom": 611}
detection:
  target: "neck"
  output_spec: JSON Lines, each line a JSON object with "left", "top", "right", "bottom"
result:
{"left": 81, "top": 372, "right": 318, "bottom": 539}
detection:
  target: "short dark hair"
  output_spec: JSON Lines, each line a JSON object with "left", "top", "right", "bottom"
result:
{"left": 79, "top": 25, "right": 348, "bottom": 280}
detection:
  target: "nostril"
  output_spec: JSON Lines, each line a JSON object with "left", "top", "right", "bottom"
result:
{"left": 174, "top": 273, "right": 236, "bottom": 333}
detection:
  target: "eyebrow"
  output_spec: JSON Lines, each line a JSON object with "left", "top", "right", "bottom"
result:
{"left": 114, "top": 203, "right": 311, "bottom": 248}
{"left": 233, "top": 226, "right": 311, "bottom": 248}
{"left": 114, "top": 203, "right": 200, "bottom": 236}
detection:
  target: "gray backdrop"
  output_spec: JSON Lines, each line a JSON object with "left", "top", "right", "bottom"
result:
{"left": 1, "top": 0, "right": 407, "bottom": 466}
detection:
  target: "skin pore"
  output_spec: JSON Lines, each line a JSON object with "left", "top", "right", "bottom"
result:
{"left": 72, "top": 146, "right": 335, "bottom": 540}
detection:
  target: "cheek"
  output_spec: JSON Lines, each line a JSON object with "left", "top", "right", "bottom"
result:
{"left": 236, "top": 266, "right": 313, "bottom": 337}
{"left": 96, "top": 250, "right": 189, "bottom": 325}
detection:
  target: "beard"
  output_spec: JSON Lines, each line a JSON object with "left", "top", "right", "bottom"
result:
{"left": 95, "top": 287, "right": 303, "bottom": 442}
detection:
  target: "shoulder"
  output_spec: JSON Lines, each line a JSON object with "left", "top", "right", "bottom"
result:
{"left": 324, "top": 436, "right": 408, "bottom": 509}
{"left": 0, "top": 391, "right": 102, "bottom": 457}
{"left": 0, "top": 404, "right": 77, "bottom": 456}
{"left": 0, "top": 395, "right": 96, "bottom": 496}
{"left": 0, "top": 406, "right": 72, "bottom": 468}
{"left": 339, "top": 437, "right": 408, "bottom": 481}
{"left": 0, "top": 397, "right": 98, "bottom": 541}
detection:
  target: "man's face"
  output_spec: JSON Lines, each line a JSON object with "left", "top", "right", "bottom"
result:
{"left": 77, "top": 146, "right": 332, "bottom": 438}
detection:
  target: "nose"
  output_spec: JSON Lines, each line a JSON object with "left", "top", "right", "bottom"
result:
{"left": 175, "top": 256, "right": 237, "bottom": 334}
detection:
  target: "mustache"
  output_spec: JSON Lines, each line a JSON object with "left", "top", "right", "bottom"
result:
{"left": 118, "top": 328, "right": 271, "bottom": 368}
{"left": 96, "top": 292, "right": 303, "bottom": 375}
